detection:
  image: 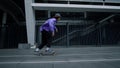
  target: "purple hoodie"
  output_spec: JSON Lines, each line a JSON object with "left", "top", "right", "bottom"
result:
{"left": 40, "top": 18, "right": 57, "bottom": 32}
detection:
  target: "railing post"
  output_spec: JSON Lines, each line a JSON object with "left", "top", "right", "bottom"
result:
{"left": 103, "top": 0, "right": 105, "bottom": 5}
{"left": 68, "top": 0, "right": 70, "bottom": 4}
{"left": 66, "top": 22, "right": 70, "bottom": 47}
{"left": 98, "top": 27, "right": 102, "bottom": 46}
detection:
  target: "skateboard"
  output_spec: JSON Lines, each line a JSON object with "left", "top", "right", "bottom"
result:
{"left": 34, "top": 51, "right": 55, "bottom": 56}
{"left": 40, "top": 51, "right": 55, "bottom": 56}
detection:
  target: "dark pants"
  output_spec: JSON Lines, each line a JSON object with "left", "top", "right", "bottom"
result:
{"left": 38, "top": 30, "right": 52, "bottom": 49}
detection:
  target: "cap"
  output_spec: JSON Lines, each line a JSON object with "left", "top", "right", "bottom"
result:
{"left": 54, "top": 13, "right": 61, "bottom": 18}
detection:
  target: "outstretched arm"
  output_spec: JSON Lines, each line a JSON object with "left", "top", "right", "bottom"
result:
{"left": 55, "top": 26, "right": 58, "bottom": 32}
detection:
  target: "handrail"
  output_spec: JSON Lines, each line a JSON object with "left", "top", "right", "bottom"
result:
{"left": 52, "top": 14, "right": 116, "bottom": 43}
{"left": 80, "top": 14, "right": 115, "bottom": 36}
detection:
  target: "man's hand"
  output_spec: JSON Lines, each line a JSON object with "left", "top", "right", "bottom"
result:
{"left": 56, "top": 28, "right": 58, "bottom": 32}
{"left": 52, "top": 32, "right": 55, "bottom": 37}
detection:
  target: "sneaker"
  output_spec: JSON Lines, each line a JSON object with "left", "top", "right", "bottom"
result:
{"left": 34, "top": 48, "right": 39, "bottom": 52}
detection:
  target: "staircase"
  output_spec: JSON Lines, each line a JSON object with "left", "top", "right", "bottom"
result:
{"left": 0, "top": 47, "right": 120, "bottom": 68}
{"left": 53, "top": 14, "right": 116, "bottom": 45}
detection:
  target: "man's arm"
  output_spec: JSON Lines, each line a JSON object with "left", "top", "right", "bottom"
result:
{"left": 49, "top": 21, "right": 56, "bottom": 37}
{"left": 55, "top": 26, "right": 58, "bottom": 32}
{"left": 52, "top": 31, "right": 55, "bottom": 37}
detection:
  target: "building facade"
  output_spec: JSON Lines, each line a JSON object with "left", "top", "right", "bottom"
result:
{"left": 0, "top": 0, "right": 120, "bottom": 49}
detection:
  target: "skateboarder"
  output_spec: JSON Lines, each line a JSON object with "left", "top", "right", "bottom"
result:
{"left": 35, "top": 13, "right": 61, "bottom": 53}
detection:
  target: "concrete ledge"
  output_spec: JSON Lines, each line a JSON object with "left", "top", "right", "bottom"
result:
{"left": 18, "top": 43, "right": 30, "bottom": 49}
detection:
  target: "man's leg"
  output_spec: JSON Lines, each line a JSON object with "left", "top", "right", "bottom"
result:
{"left": 45, "top": 32, "right": 53, "bottom": 52}
{"left": 35, "top": 30, "right": 47, "bottom": 52}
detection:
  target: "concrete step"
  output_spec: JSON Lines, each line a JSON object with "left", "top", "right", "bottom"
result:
{"left": 0, "top": 47, "right": 120, "bottom": 68}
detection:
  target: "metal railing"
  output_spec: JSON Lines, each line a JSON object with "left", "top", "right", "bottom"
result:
{"left": 50, "top": 14, "right": 119, "bottom": 46}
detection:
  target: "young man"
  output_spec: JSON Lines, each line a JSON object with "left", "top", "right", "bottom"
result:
{"left": 35, "top": 13, "right": 61, "bottom": 53}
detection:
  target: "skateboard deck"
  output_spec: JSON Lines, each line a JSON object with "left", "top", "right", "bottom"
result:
{"left": 34, "top": 51, "right": 55, "bottom": 56}
{"left": 40, "top": 51, "right": 55, "bottom": 56}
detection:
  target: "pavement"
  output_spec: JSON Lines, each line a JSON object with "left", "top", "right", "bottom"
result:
{"left": 0, "top": 46, "right": 120, "bottom": 68}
